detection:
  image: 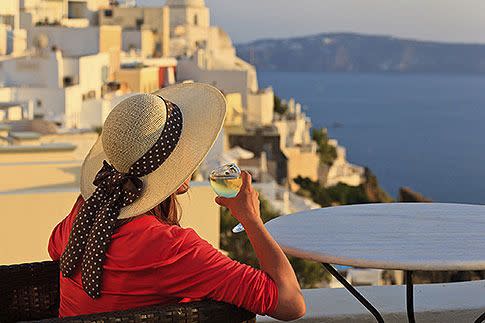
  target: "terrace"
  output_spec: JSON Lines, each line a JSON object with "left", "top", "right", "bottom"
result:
{"left": 0, "top": 131, "right": 484, "bottom": 323}
{"left": 260, "top": 281, "right": 485, "bottom": 322}
{"left": 2, "top": 186, "right": 484, "bottom": 322}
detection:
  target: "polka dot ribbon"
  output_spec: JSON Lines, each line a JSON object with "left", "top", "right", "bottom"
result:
{"left": 60, "top": 97, "right": 183, "bottom": 299}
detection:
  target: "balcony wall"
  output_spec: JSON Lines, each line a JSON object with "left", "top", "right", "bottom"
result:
{"left": 0, "top": 182, "right": 220, "bottom": 265}
{"left": 258, "top": 281, "right": 485, "bottom": 322}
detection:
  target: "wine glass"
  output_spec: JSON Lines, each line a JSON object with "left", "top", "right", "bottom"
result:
{"left": 209, "top": 163, "right": 245, "bottom": 233}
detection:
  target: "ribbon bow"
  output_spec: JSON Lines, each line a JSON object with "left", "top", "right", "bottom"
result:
{"left": 93, "top": 161, "right": 144, "bottom": 206}
{"left": 60, "top": 161, "right": 144, "bottom": 298}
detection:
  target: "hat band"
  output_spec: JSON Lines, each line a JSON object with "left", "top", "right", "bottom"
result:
{"left": 60, "top": 97, "right": 184, "bottom": 299}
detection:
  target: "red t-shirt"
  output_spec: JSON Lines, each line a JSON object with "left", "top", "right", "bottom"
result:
{"left": 48, "top": 196, "right": 278, "bottom": 318}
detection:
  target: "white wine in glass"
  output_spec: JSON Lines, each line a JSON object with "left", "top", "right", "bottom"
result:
{"left": 209, "top": 163, "right": 245, "bottom": 233}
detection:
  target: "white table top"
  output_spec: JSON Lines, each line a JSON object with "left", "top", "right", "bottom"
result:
{"left": 265, "top": 203, "right": 485, "bottom": 271}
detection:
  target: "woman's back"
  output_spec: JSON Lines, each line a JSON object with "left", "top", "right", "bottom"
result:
{"left": 49, "top": 197, "right": 278, "bottom": 318}
{"left": 48, "top": 86, "right": 305, "bottom": 321}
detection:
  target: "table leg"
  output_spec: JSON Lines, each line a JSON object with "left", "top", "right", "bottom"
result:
{"left": 322, "top": 263, "right": 385, "bottom": 323}
{"left": 405, "top": 271, "right": 416, "bottom": 323}
{"left": 475, "top": 312, "right": 485, "bottom": 323}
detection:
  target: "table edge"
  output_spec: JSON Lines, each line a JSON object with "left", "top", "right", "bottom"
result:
{"left": 280, "top": 244, "right": 485, "bottom": 271}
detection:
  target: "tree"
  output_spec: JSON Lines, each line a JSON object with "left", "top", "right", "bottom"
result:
{"left": 312, "top": 128, "right": 337, "bottom": 166}
{"left": 220, "top": 196, "right": 329, "bottom": 288}
{"left": 273, "top": 95, "right": 289, "bottom": 115}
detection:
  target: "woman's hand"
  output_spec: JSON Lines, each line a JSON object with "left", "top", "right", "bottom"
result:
{"left": 214, "top": 171, "right": 261, "bottom": 226}
{"left": 215, "top": 170, "right": 306, "bottom": 320}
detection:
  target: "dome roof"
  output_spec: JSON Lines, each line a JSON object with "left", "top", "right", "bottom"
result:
{"left": 166, "top": 0, "right": 206, "bottom": 7}
{"left": 217, "top": 28, "right": 233, "bottom": 49}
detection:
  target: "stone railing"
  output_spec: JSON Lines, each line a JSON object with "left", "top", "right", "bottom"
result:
{"left": 258, "top": 280, "right": 485, "bottom": 322}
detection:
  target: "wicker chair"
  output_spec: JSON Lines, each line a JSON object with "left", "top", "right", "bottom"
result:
{"left": 0, "top": 261, "right": 256, "bottom": 323}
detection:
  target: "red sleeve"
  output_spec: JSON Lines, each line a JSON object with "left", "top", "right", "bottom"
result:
{"left": 48, "top": 195, "right": 84, "bottom": 261}
{"left": 157, "top": 228, "right": 278, "bottom": 316}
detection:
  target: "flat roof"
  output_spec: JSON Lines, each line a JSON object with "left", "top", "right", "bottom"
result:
{"left": 9, "top": 131, "right": 41, "bottom": 140}
{"left": 0, "top": 142, "right": 77, "bottom": 154}
{"left": 0, "top": 101, "right": 28, "bottom": 108}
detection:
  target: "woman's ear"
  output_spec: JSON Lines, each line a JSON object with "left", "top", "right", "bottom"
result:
{"left": 176, "top": 177, "right": 191, "bottom": 195}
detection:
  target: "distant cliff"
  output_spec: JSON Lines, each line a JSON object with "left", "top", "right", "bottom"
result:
{"left": 398, "top": 187, "right": 432, "bottom": 203}
{"left": 236, "top": 33, "right": 485, "bottom": 74}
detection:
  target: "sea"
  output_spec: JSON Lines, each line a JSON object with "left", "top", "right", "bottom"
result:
{"left": 259, "top": 72, "right": 485, "bottom": 204}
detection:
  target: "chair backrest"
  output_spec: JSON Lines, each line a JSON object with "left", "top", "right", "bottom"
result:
{"left": 0, "top": 261, "right": 256, "bottom": 323}
{"left": 42, "top": 301, "right": 256, "bottom": 323}
{"left": 0, "top": 261, "right": 61, "bottom": 322}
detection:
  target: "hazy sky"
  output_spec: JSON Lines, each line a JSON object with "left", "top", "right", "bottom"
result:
{"left": 137, "top": 0, "right": 485, "bottom": 44}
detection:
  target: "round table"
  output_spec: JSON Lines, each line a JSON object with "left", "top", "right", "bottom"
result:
{"left": 265, "top": 203, "right": 485, "bottom": 323}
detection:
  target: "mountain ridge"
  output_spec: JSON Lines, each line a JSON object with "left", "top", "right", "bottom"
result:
{"left": 237, "top": 32, "right": 485, "bottom": 47}
{"left": 235, "top": 32, "right": 485, "bottom": 74}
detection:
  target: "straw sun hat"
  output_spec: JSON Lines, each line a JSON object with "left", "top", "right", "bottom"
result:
{"left": 60, "top": 82, "right": 226, "bottom": 298}
{"left": 80, "top": 82, "right": 226, "bottom": 219}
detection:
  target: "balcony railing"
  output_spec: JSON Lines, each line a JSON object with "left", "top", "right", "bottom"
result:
{"left": 258, "top": 281, "right": 485, "bottom": 322}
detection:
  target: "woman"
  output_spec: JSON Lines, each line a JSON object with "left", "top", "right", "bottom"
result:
{"left": 48, "top": 83, "right": 305, "bottom": 321}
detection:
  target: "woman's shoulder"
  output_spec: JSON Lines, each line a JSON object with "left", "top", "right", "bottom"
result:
{"left": 118, "top": 215, "right": 200, "bottom": 244}
{"left": 109, "top": 216, "right": 204, "bottom": 262}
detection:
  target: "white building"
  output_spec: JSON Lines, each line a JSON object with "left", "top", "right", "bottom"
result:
{"left": 324, "top": 139, "right": 365, "bottom": 187}
{"left": 1, "top": 1, "right": 181, "bottom": 130}
{"left": 247, "top": 87, "right": 274, "bottom": 126}
{"left": 0, "top": 48, "right": 113, "bottom": 128}
{"left": 271, "top": 98, "right": 320, "bottom": 191}
{"left": 170, "top": 0, "right": 274, "bottom": 125}
{"left": 0, "top": 17, "right": 125, "bottom": 129}
{"left": 0, "top": 0, "right": 27, "bottom": 56}
{"left": 121, "top": 54, "right": 177, "bottom": 87}
{"left": 19, "top": 0, "right": 109, "bottom": 28}
{"left": 254, "top": 181, "right": 320, "bottom": 215}
{"left": 166, "top": 0, "right": 210, "bottom": 57}
{"left": 117, "top": 0, "right": 136, "bottom": 7}
{"left": 98, "top": 5, "right": 170, "bottom": 57}
{"left": 27, "top": 25, "right": 121, "bottom": 58}
{"left": 274, "top": 98, "right": 314, "bottom": 149}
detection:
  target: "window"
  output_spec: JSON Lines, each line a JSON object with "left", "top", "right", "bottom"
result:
{"left": 104, "top": 9, "right": 113, "bottom": 17}
{"left": 0, "top": 15, "right": 15, "bottom": 29}
{"left": 136, "top": 18, "right": 144, "bottom": 29}
{"left": 63, "top": 76, "right": 74, "bottom": 87}
{"left": 68, "top": 1, "right": 87, "bottom": 19}
{"left": 194, "top": 14, "right": 198, "bottom": 26}
{"left": 82, "top": 90, "right": 96, "bottom": 101}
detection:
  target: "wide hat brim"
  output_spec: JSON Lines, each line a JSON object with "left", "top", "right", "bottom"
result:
{"left": 80, "top": 82, "right": 226, "bottom": 219}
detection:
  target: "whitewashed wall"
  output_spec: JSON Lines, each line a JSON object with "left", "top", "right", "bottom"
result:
{"left": 0, "top": 0, "right": 20, "bottom": 29}
{"left": 28, "top": 26, "right": 101, "bottom": 57}
{"left": 79, "top": 98, "right": 111, "bottom": 129}
{"left": 0, "top": 52, "right": 63, "bottom": 88}
{"left": 247, "top": 88, "right": 274, "bottom": 126}
{"left": 78, "top": 53, "right": 109, "bottom": 97}
{"left": 9, "top": 87, "right": 66, "bottom": 120}
{"left": 177, "top": 58, "right": 250, "bottom": 105}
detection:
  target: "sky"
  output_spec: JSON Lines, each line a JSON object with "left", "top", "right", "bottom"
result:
{"left": 137, "top": 0, "right": 485, "bottom": 44}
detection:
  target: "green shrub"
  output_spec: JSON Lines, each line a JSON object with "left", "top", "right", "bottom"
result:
{"left": 294, "top": 168, "right": 392, "bottom": 207}
{"left": 312, "top": 128, "right": 337, "bottom": 166}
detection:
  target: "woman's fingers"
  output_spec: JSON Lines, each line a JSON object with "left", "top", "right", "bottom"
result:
{"left": 240, "top": 171, "right": 252, "bottom": 191}
{"left": 215, "top": 196, "right": 231, "bottom": 207}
